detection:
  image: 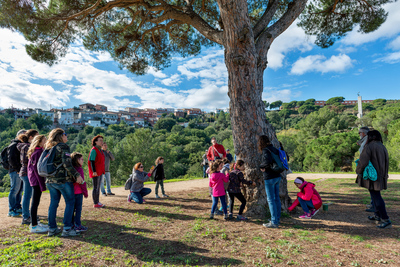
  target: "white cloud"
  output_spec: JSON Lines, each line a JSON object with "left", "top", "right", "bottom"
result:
{"left": 341, "top": 2, "right": 400, "bottom": 46}
{"left": 290, "top": 54, "right": 354, "bottom": 75}
{"left": 373, "top": 51, "right": 400, "bottom": 64}
{"left": 160, "top": 74, "right": 182, "bottom": 87}
{"left": 388, "top": 35, "right": 400, "bottom": 50}
{"left": 268, "top": 22, "right": 315, "bottom": 69}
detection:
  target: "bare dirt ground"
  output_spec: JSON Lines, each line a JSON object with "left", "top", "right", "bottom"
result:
{"left": 1, "top": 174, "right": 399, "bottom": 266}
{"left": 1, "top": 173, "right": 399, "bottom": 229}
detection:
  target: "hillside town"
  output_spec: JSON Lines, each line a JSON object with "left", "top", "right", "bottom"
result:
{"left": 0, "top": 103, "right": 218, "bottom": 129}
{"left": 0, "top": 98, "right": 378, "bottom": 130}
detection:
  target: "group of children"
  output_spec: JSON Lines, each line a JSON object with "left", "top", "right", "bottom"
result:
{"left": 208, "top": 158, "right": 322, "bottom": 221}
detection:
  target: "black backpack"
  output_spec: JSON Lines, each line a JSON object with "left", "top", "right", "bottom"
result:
{"left": 265, "top": 148, "right": 285, "bottom": 173}
{"left": 0, "top": 146, "right": 9, "bottom": 170}
{"left": 37, "top": 145, "right": 63, "bottom": 177}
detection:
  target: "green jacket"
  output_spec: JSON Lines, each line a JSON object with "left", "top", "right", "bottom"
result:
{"left": 45, "top": 143, "right": 80, "bottom": 184}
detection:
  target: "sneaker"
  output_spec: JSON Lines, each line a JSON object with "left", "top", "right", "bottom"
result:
{"left": 30, "top": 224, "right": 48, "bottom": 234}
{"left": 61, "top": 228, "right": 80, "bottom": 237}
{"left": 228, "top": 213, "right": 233, "bottom": 220}
{"left": 21, "top": 217, "right": 31, "bottom": 225}
{"left": 224, "top": 214, "right": 229, "bottom": 220}
{"left": 162, "top": 194, "right": 169, "bottom": 198}
{"left": 38, "top": 222, "right": 49, "bottom": 229}
{"left": 15, "top": 208, "right": 23, "bottom": 214}
{"left": 75, "top": 225, "right": 88, "bottom": 233}
{"left": 155, "top": 194, "right": 161, "bottom": 199}
{"left": 7, "top": 210, "right": 21, "bottom": 217}
{"left": 263, "top": 222, "right": 279, "bottom": 228}
{"left": 209, "top": 214, "right": 214, "bottom": 220}
{"left": 368, "top": 215, "right": 381, "bottom": 222}
{"left": 366, "top": 203, "right": 373, "bottom": 209}
{"left": 48, "top": 228, "right": 62, "bottom": 237}
{"left": 127, "top": 195, "right": 131, "bottom": 203}
{"left": 102, "top": 193, "right": 107, "bottom": 196}
{"left": 365, "top": 208, "right": 375, "bottom": 212}
{"left": 93, "top": 203, "right": 105, "bottom": 208}
{"left": 310, "top": 209, "right": 319, "bottom": 218}
{"left": 299, "top": 212, "right": 312, "bottom": 219}
{"left": 377, "top": 219, "right": 392, "bottom": 229}
{"left": 107, "top": 192, "right": 115, "bottom": 196}
{"left": 214, "top": 210, "right": 223, "bottom": 216}
{"left": 236, "top": 215, "right": 249, "bottom": 221}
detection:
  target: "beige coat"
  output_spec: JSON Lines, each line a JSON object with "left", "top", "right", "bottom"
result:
{"left": 355, "top": 141, "right": 389, "bottom": 191}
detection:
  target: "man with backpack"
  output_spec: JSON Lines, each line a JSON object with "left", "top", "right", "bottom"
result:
{"left": 5, "top": 129, "right": 26, "bottom": 217}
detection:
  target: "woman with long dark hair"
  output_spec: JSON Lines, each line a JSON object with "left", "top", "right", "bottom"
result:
{"left": 356, "top": 130, "right": 391, "bottom": 229}
{"left": 258, "top": 135, "right": 282, "bottom": 228}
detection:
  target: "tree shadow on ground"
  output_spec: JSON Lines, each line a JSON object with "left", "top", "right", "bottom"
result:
{"left": 77, "top": 220, "right": 243, "bottom": 266}
{"left": 106, "top": 206, "right": 197, "bottom": 221}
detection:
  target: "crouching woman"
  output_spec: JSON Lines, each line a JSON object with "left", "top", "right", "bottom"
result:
{"left": 128, "top": 162, "right": 154, "bottom": 204}
{"left": 288, "top": 177, "right": 322, "bottom": 219}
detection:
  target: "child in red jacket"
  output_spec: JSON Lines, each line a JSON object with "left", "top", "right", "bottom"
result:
{"left": 288, "top": 177, "right": 322, "bottom": 219}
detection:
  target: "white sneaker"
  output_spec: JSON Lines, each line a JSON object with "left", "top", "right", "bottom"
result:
{"left": 38, "top": 222, "right": 49, "bottom": 229}
{"left": 30, "top": 224, "right": 49, "bottom": 234}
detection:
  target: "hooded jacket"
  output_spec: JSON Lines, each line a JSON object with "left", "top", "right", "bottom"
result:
{"left": 288, "top": 181, "right": 322, "bottom": 211}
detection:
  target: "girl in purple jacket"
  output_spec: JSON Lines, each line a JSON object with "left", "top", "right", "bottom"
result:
{"left": 27, "top": 135, "right": 48, "bottom": 234}
{"left": 209, "top": 160, "right": 229, "bottom": 220}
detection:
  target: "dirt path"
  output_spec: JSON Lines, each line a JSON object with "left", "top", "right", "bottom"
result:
{"left": 2, "top": 173, "right": 399, "bottom": 229}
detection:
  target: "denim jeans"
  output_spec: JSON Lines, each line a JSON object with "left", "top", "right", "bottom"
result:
{"left": 264, "top": 177, "right": 281, "bottom": 225}
{"left": 8, "top": 171, "right": 22, "bottom": 212}
{"left": 155, "top": 180, "right": 165, "bottom": 195}
{"left": 130, "top": 188, "right": 152, "bottom": 204}
{"left": 211, "top": 195, "right": 228, "bottom": 215}
{"left": 72, "top": 193, "right": 83, "bottom": 226}
{"left": 369, "top": 190, "right": 389, "bottom": 220}
{"left": 100, "top": 172, "right": 112, "bottom": 194}
{"left": 297, "top": 197, "right": 314, "bottom": 213}
{"left": 47, "top": 182, "right": 75, "bottom": 230}
{"left": 19, "top": 176, "right": 32, "bottom": 219}
{"left": 202, "top": 165, "right": 208, "bottom": 178}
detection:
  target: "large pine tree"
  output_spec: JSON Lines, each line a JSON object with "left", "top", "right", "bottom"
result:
{"left": 0, "top": 0, "right": 392, "bottom": 216}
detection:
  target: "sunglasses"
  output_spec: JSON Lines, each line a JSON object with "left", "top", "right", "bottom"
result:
{"left": 63, "top": 133, "right": 67, "bottom": 137}
{"left": 139, "top": 166, "right": 144, "bottom": 168}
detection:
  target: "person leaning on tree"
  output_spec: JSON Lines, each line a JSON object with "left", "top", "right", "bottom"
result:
{"left": 207, "top": 137, "right": 226, "bottom": 162}
{"left": 88, "top": 135, "right": 106, "bottom": 208}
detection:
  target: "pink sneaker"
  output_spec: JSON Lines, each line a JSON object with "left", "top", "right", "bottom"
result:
{"left": 127, "top": 195, "right": 131, "bottom": 203}
{"left": 310, "top": 209, "right": 319, "bottom": 217}
{"left": 299, "top": 212, "right": 312, "bottom": 219}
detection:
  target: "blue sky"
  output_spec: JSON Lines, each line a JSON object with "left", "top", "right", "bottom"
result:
{"left": 1, "top": 2, "right": 399, "bottom": 111}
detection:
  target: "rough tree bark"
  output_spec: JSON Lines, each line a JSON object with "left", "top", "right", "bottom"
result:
{"left": 218, "top": 0, "right": 303, "bottom": 217}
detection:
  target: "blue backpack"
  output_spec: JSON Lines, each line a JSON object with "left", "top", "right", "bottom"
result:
{"left": 278, "top": 149, "right": 289, "bottom": 170}
{"left": 37, "top": 145, "right": 62, "bottom": 177}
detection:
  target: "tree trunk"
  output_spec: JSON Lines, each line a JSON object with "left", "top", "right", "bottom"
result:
{"left": 218, "top": 0, "right": 291, "bottom": 218}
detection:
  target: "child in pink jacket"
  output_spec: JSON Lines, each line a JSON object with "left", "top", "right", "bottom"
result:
{"left": 288, "top": 177, "right": 322, "bottom": 219}
{"left": 209, "top": 160, "right": 229, "bottom": 220}
{"left": 71, "top": 152, "right": 89, "bottom": 232}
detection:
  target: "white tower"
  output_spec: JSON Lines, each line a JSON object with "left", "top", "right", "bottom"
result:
{"left": 357, "top": 95, "right": 363, "bottom": 118}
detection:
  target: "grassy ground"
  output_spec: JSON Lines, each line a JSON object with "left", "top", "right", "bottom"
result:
{"left": 0, "top": 178, "right": 399, "bottom": 266}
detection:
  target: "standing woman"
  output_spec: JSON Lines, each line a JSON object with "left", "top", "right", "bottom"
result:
{"left": 45, "top": 128, "right": 83, "bottom": 237}
{"left": 17, "top": 129, "right": 38, "bottom": 225}
{"left": 356, "top": 130, "right": 391, "bottom": 229}
{"left": 27, "top": 135, "right": 48, "bottom": 233}
{"left": 259, "top": 135, "right": 282, "bottom": 228}
{"left": 88, "top": 135, "right": 105, "bottom": 208}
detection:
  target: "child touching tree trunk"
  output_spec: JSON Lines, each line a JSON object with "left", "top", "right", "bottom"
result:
{"left": 209, "top": 160, "right": 229, "bottom": 220}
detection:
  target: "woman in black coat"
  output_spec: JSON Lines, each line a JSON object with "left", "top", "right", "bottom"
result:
{"left": 356, "top": 130, "right": 391, "bottom": 229}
